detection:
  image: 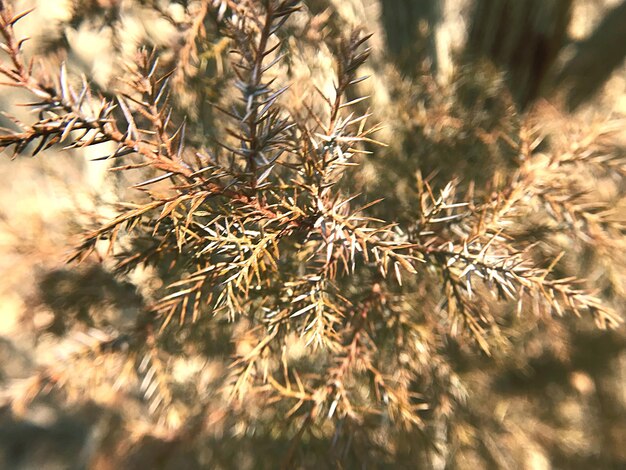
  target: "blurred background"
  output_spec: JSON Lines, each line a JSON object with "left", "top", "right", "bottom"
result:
{"left": 0, "top": 0, "right": 625, "bottom": 468}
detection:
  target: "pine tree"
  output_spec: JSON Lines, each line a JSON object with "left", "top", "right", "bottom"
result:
{"left": 0, "top": 1, "right": 623, "bottom": 467}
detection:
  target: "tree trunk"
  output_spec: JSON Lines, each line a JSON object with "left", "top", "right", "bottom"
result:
{"left": 465, "top": 0, "right": 572, "bottom": 109}
{"left": 556, "top": 1, "right": 626, "bottom": 110}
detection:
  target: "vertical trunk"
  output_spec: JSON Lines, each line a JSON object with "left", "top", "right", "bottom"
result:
{"left": 556, "top": 1, "right": 626, "bottom": 110}
{"left": 465, "top": 0, "right": 572, "bottom": 109}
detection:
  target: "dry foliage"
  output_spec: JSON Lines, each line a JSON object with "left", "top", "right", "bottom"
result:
{"left": 0, "top": 1, "right": 624, "bottom": 468}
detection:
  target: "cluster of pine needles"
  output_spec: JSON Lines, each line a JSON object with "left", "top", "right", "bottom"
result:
{"left": 0, "top": 0, "right": 623, "bottom": 467}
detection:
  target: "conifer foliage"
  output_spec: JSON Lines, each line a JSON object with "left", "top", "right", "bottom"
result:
{"left": 0, "top": 1, "right": 623, "bottom": 467}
